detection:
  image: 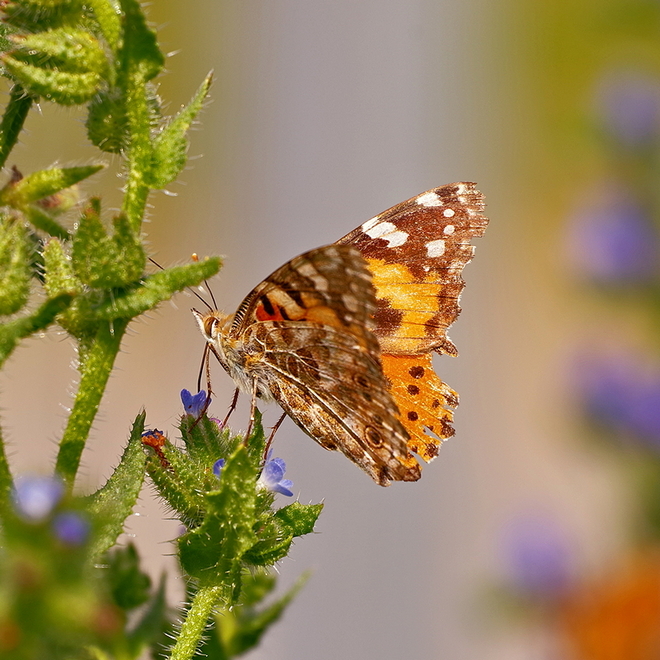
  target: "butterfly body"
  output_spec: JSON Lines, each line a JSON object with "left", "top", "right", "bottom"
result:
{"left": 195, "top": 183, "right": 487, "bottom": 485}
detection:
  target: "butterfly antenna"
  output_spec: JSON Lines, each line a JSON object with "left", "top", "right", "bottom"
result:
{"left": 149, "top": 256, "right": 214, "bottom": 312}
{"left": 191, "top": 253, "right": 218, "bottom": 309}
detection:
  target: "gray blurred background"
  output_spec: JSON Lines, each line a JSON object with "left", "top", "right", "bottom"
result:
{"left": 0, "top": 1, "right": 639, "bottom": 659}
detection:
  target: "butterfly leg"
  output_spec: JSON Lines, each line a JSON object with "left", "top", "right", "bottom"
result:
{"left": 243, "top": 380, "right": 259, "bottom": 444}
{"left": 263, "top": 412, "right": 286, "bottom": 462}
{"left": 220, "top": 387, "right": 240, "bottom": 430}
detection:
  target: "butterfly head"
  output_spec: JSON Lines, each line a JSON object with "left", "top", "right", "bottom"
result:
{"left": 192, "top": 308, "right": 232, "bottom": 344}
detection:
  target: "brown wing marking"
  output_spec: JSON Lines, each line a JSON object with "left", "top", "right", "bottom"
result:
{"left": 381, "top": 353, "right": 458, "bottom": 462}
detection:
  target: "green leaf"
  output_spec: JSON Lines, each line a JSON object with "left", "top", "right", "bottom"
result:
{"left": 274, "top": 501, "right": 324, "bottom": 537}
{"left": 120, "top": 0, "right": 164, "bottom": 82}
{"left": 3, "top": 0, "right": 84, "bottom": 33}
{"left": 25, "top": 204, "right": 70, "bottom": 239}
{"left": 84, "top": 412, "right": 147, "bottom": 558}
{"left": 243, "top": 503, "right": 323, "bottom": 566}
{"left": 72, "top": 202, "right": 145, "bottom": 288}
{"left": 2, "top": 54, "right": 102, "bottom": 105}
{"left": 0, "top": 164, "right": 104, "bottom": 208}
{"left": 146, "top": 73, "right": 212, "bottom": 189}
{"left": 0, "top": 84, "right": 33, "bottom": 170}
{"left": 87, "top": 0, "right": 122, "bottom": 53}
{"left": 91, "top": 257, "right": 222, "bottom": 321}
{"left": 242, "top": 522, "right": 294, "bottom": 566}
{"left": 178, "top": 446, "right": 257, "bottom": 589}
{"left": 107, "top": 543, "right": 151, "bottom": 610}
{"left": 0, "top": 218, "right": 31, "bottom": 315}
{"left": 13, "top": 27, "right": 109, "bottom": 78}
{"left": 0, "top": 293, "right": 72, "bottom": 367}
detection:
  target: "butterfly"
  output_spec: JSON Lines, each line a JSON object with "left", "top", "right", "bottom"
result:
{"left": 194, "top": 182, "right": 488, "bottom": 486}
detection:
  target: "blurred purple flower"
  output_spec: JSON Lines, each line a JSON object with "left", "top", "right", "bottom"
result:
{"left": 13, "top": 476, "right": 64, "bottom": 522}
{"left": 575, "top": 352, "right": 660, "bottom": 446}
{"left": 52, "top": 512, "right": 90, "bottom": 546}
{"left": 502, "top": 514, "right": 573, "bottom": 598}
{"left": 565, "top": 190, "right": 658, "bottom": 283}
{"left": 258, "top": 456, "right": 294, "bottom": 496}
{"left": 597, "top": 72, "right": 660, "bottom": 147}
{"left": 181, "top": 389, "right": 210, "bottom": 417}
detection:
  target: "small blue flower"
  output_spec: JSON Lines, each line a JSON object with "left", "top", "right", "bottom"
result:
{"left": 575, "top": 351, "right": 660, "bottom": 446}
{"left": 213, "top": 458, "right": 226, "bottom": 477}
{"left": 52, "top": 512, "right": 90, "bottom": 546}
{"left": 258, "top": 456, "right": 294, "bottom": 496}
{"left": 565, "top": 188, "right": 658, "bottom": 284}
{"left": 502, "top": 514, "right": 573, "bottom": 598}
{"left": 181, "top": 389, "right": 210, "bottom": 417}
{"left": 596, "top": 72, "right": 660, "bottom": 147}
{"left": 12, "top": 476, "right": 64, "bottom": 522}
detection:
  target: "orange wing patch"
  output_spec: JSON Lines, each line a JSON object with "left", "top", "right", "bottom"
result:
{"left": 381, "top": 353, "right": 458, "bottom": 462}
{"left": 366, "top": 257, "right": 460, "bottom": 355}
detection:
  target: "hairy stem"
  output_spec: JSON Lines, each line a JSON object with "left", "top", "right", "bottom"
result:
{"left": 169, "top": 585, "right": 223, "bottom": 660}
{"left": 55, "top": 319, "right": 128, "bottom": 487}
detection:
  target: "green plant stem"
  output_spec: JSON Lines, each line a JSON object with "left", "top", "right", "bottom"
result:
{"left": 121, "top": 75, "right": 151, "bottom": 231}
{"left": 170, "top": 585, "right": 223, "bottom": 660}
{"left": 55, "top": 319, "right": 128, "bottom": 487}
{"left": 0, "top": 424, "right": 13, "bottom": 509}
{"left": 0, "top": 84, "right": 33, "bottom": 170}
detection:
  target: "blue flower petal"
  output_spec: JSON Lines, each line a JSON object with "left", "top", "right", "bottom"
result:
{"left": 181, "top": 389, "right": 210, "bottom": 416}
{"left": 213, "top": 458, "right": 226, "bottom": 477}
{"left": 258, "top": 456, "right": 294, "bottom": 496}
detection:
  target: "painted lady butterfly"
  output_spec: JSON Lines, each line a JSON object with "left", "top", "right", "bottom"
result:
{"left": 194, "top": 182, "right": 488, "bottom": 485}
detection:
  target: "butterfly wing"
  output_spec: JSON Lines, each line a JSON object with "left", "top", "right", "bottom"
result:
{"left": 230, "top": 244, "right": 420, "bottom": 485}
{"left": 337, "top": 182, "right": 488, "bottom": 463}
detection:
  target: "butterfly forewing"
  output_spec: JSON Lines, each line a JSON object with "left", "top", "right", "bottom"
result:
{"left": 337, "top": 182, "right": 488, "bottom": 464}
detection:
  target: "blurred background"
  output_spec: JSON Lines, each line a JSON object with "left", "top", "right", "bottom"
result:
{"left": 3, "top": 0, "right": 660, "bottom": 658}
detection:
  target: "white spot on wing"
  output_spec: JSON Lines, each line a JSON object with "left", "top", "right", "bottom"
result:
{"left": 364, "top": 221, "right": 408, "bottom": 247}
{"left": 443, "top": 208, "right": 455, "bottom": 218}
{"left": 365, "top": 221, "right": 394, "bottom": 238}
{"left": 426, "top": 239, "right": 446, "bottom": 257}
{"left": 443, "top": 224, "right": 455, "bottom": 235}
{"left": 384, "top": 231, "right": 408, "bottom": 247}
{"left": 416, "top": 191, "right": 442, "bottom": 207}
{"left": 361, "top": 216, "right": 380, "bottom": 232}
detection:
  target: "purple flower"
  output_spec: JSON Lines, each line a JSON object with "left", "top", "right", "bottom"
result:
{"left": 597, "top": 72, "right": 660, "bottom": 147}
{"left": 258, "top": 457, "right": 294, "bottom": 496}
{"left": 575, "top": 352, "right": 660, "bottom": 446}
{"left": 565, "top": 188, "right": 658, "bottom": 283}
{"left": 502, "top": 514, "right": 573, "bottom": 598}
{"left": 212, "top": 458, "right": 226, "bottom": 477}
{"left": 52, "top": 512, "right": 90, "bottom": 546}
{"left": 181, "top": 389, "right": 210, "bottom": 417}
{"left": 12, "top": 476, "right": 64, "bottom": 522}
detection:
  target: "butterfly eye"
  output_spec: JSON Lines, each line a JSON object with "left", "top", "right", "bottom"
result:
{"left": 203, "top": 316, "right": 218, "bottom": 338}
